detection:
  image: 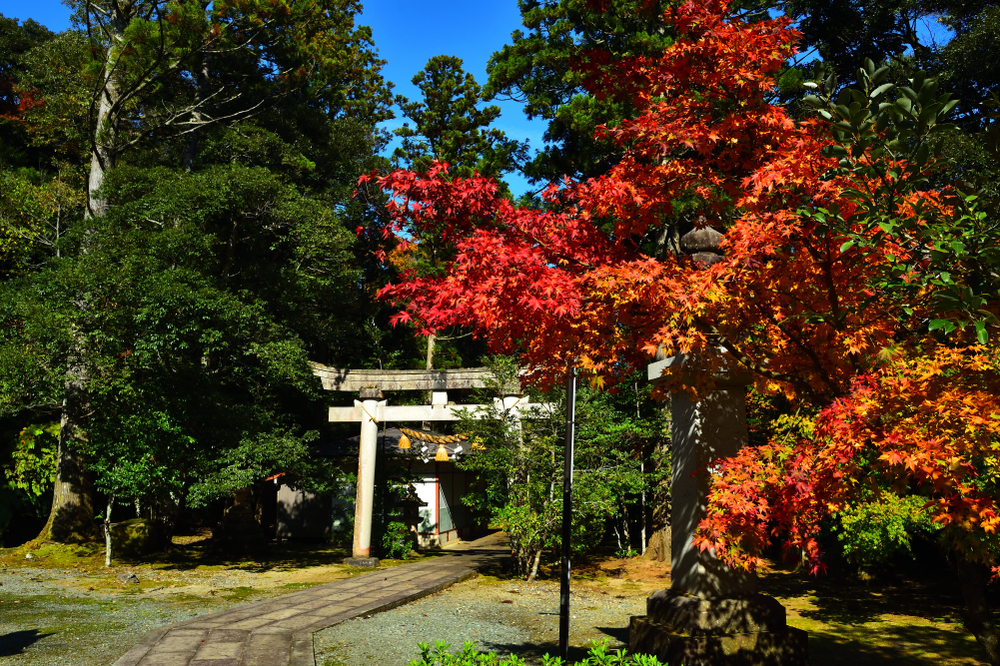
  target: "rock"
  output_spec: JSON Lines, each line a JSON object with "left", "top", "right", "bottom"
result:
{"left": 109, "top": 519, "right": 170, "bottom": 558}
{"left": 118, "top": 572, "right": 140, "bottom": 584}
{"left": 24, "top": 553, "right": 33, "bottom": 560}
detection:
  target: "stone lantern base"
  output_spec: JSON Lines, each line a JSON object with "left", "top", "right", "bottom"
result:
{"left": 629, "top": 590, "right": 808, "bottom": 666}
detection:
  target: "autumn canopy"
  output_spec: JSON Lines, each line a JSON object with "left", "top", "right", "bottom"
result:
{"left": 374, "top": 0, "right": 999, "bottom": 582}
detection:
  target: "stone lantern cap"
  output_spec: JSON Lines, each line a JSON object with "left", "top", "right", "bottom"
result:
{"left": 680, "top": 226, "right": 723, "bottom": 253}
{"left": 681, "top": 226, "right": 725, "bottom": 267}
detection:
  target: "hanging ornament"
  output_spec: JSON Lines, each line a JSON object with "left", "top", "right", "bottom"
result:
{"left": 434, "top": 443, "right": 449, "bottom": 462}
{"left": 398, "top": 433, "right": 411, "bottom": 450}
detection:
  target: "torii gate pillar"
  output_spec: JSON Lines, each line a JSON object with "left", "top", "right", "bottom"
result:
{"left": 349, "top": 391, "right": 383, "bottom": 565}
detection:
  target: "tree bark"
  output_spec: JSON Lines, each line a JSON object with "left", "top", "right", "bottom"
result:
{"left": 644, "top": 438, "right": 672, "bottom": 562}
{"left": 182, "top": 50, "right": 212, "bottom": 172}
{"left": 957, "top": 553, "right": 1000, "bottom": 666}
{"left": 422, "top": 333, "right": 435, "bottom": 430}
{"left": 36, "top": 377, "right": 96, "bottom": 543}
{"left": 644, "top": 525, "right": 671, "bottom": 563}
{"left": 87, "top": 37, "right": 122, "bottom": 219}
{"left": 640, "top": 457, "right": 647, "bottom": 555}
{"left": 527, "top": 548, "right": 543, "bottom": 583}
{"left": 104, "top": 497, "right": 114, "bottom": 567}
{"left": 40, "top": 10, "right": 126, "bottom": 540}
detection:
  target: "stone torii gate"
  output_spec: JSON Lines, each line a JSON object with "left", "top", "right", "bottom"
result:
{"left": 311, "top": 363, "right": 542, "bottom": 567}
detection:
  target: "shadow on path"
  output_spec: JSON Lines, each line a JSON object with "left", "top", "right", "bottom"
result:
{"left": 0, "top": 629, "right": 52, "bottom": 656}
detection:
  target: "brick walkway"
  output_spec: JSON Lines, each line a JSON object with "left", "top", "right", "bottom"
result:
{"left": 112, "top": 534, "right": 508, "bottom": 666}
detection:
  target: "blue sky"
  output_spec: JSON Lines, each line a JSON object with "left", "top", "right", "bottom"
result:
{"left": 0, "top": 0, "right": 546, "bottom": 195}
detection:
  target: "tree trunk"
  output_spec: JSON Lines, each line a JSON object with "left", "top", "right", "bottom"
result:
{"left": 526, "top": 548, "right": 543, "bottom": 583}
{"left": 39, "top": 14, "right": 125, "bottom": 542}
{"left": 43, "top": 37, "right": 119, "bottom": 537}
{"left": 645, "top": 441, "right": 672, "bottom": 562}
{"left": 182, "top": 50, "right": 212, "bottom": 172}
{"left": 644, "top": 525, "right": 671, "bottom": 563}
{"left": 87, "top": 39, "right": 121, "bottom": 219}
{"left": 645, "top": 477, "right": 671, "bottom": 562}
{"left": 36, "top": 380, "right": 96, "bottom": 543}
{"left": 957, "top": 553, "right": 1000, "bottom": 665}
{"left": 640, "top": 458, "right": 647, "bottom": 556}
{"left": 104, "top": 497, "right": 114, "bottom": 567}
{"left": 622, "top": 504, "right": 632, "bottom": 554}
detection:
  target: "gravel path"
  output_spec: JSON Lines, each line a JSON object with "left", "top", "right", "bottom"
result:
{"left": 0, "top": 567, "right": 291, "bottom": 666}
{"left": 313, "top": 576, "right": 647, "bottom": 666}
{"left": 1, "top": 540, "right": 657, "bottom": 666}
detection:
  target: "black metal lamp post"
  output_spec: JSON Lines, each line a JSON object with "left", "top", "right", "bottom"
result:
{"left": 559, "top": 365, "right": 577, "bottom": 661}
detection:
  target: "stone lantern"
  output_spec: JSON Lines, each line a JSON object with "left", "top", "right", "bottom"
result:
{"left": 629, "top": 226, "right": 808, "bottom": 665}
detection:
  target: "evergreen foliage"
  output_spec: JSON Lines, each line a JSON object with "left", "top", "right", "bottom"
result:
{"left": 456, "top": 359, "right": 666, "bottom": 581}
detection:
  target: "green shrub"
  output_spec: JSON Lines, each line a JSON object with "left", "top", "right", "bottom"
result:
{"left": 832, "top": 493, "right": 940, "bottom": 569}
{"left": 381, "top": 520, "right": 413, "bottom": 560}
{"left": 409, "top": 639, "right": 664, "bottom": 666}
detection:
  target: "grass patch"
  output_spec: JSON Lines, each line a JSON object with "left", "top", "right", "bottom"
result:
{"left": 218, "top": 586, "right": 259, "bottom": 602}
{"left": 0, "top": 541, "right": 106, "bottom": 570}
{"left": 163, "top": 592, "right": 211, "bottom": 603}
{"left": 278, "top": 581, "right": 323, "bottom": 590}
{"left": 0, "top": 533, "right": 445, "bottom": 579}
{"left": 1, "top": 536, "right": 357, "bottom": 576}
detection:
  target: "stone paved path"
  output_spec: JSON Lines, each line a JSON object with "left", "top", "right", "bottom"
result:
{"left": 112, "top": 534, "right": 508, "bottom": 666}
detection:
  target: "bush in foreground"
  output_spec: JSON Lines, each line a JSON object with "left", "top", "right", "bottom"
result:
{"left": 409, "top": 640, "right": 663, "bottom": 666}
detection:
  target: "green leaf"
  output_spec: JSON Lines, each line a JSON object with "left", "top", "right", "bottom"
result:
{"left": 840, "top": 240, "right": 855, "bottom": 253}
{"left": 916, "top": 143, "right": 930, "bottom": 164}
{"left": 870, "top": 83, "right": 894, "bottom": 99}
{"left": 928, "top": 319, "right": 956, "bottom": 334}
{"left": 975, "top": 321, "right": 988, "bottom": 344}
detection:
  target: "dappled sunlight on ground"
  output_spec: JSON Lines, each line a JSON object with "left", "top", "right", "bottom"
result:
{"left": 760, "top": 566, "right": 987, "bottom": 665}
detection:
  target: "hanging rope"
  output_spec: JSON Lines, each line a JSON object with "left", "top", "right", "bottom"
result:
{"left": 398, "top": 427, "right": 469, "bottom": 445}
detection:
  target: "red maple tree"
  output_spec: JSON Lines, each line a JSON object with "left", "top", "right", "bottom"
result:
{"left": 375, "top": 0, "right": 895, "bottom": 395}
{"left": 372, "top": 1, "right": 1000, "bottom": 661}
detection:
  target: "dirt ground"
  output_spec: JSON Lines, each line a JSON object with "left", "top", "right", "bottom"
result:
{"left": 0, "top": 533, "right": 428, "bottom": 666}
{"left": 0, "top": 535, "right": 993, "bottom": 665}
{"left": 539, "top": 555, "right": 987, "bottom": 665}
